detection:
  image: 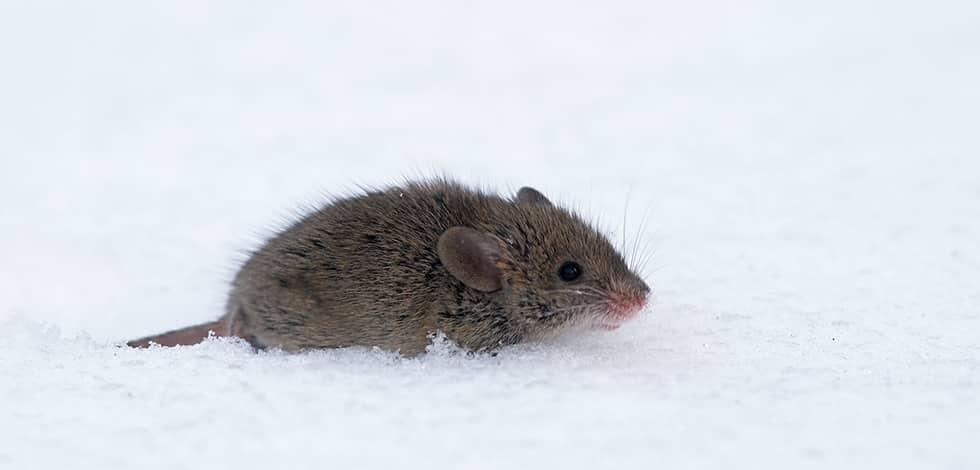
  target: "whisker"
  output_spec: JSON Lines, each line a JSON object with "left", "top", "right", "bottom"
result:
{"left": 540, "top": 302, "right": 612, "bottom": 317}
{"left": 636, "top": 245, "right": 656, "bottom": 276}
{"left": 542, "top": 288, "right": 604, "bottom": 295}
{"left": 621, "top": 186, "right": 632, "bottom": 260}
{"left": 629, "top": 200, "right": 654, "bottom": 271}
{"left": 635, "top": 236, "right": 661, "bottom": 277}
{"left": 542, "top": 285, "right": 608, "bottom": 295}
{"left": 540, "top": 289, "right": 607, "bottom": 300}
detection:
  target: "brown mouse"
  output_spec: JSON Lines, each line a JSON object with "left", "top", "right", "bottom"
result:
{"left": 128, "top": 179, "right": 651, "bottom": 355}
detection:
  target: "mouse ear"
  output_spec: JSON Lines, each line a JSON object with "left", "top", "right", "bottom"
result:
{"left": 515, "top": 187, "right": 552, "bottom": 206}
{"left": 437, "top": 227, "right": 511, "bottom": 292}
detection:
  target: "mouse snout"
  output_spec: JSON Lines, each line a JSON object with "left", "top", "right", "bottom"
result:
{"left": 607, "top": 287, "right": 649, "bottom": 318}
{"left": 621, "top": 294, "right": 648, "bottom": 313}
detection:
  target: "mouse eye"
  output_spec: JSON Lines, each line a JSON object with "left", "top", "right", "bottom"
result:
{"left": 558, "top": 261, "right": 583, "bottom": 282}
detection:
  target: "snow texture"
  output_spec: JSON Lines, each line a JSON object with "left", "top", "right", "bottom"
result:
{"left": 2, "top": 1, "right": 979, "bottom": 469}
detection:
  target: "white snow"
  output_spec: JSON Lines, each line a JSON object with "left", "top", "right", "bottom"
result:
{"left": 2, "top": 0, "right": 979, "bottom": 468}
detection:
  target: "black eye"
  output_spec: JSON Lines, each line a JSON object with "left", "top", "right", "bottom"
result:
{"left": 558, "top": 261, "right": 583, "bottom": 282}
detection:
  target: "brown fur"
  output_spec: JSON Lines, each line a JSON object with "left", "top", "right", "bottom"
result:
{"left": 129, "top": 179, "right": 650, "bottom": 355}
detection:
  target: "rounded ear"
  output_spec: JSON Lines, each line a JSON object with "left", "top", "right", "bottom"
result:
{"left": 515, "top": 187, "right": 552, "bottom": 206}
{"left": 437, "top": 227, "right": 511, "bottom": 292}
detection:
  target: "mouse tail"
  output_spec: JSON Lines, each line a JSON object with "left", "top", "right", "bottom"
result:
{"left": 127, "top": 319, "right": 228, "bottom": 348}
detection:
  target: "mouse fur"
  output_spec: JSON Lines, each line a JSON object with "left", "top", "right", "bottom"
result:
{"left": 128, "top": 179, "right": 650, "bottom": 355}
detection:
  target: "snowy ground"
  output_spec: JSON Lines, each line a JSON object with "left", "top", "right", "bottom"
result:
{"left": 2, "top": 1, "right": 979, "bottom": 468}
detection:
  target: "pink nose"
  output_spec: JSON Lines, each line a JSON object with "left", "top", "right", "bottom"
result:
{"left": 611, "top": 293, "right": 648, "bottom": 317}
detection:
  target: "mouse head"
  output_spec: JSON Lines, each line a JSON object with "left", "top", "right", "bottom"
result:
{"left": 437, "top": 186, "right": 650, "bottom": 335}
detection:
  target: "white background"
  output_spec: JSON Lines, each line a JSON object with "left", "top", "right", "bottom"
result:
{"left": 1, "top": 1, "right": 978, "bottom": 468}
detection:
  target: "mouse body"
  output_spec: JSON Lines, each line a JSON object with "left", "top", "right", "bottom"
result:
{"left": 128, "top": 179, "right": 650, "bottom": 355}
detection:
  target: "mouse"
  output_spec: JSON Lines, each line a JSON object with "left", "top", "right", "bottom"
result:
{"left": 127, "top": 179, "right": 651, "bottom": 355}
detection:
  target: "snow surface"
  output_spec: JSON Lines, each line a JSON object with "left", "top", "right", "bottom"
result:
{"left": 2, "top": 0, "right": 979, "bottom": 468}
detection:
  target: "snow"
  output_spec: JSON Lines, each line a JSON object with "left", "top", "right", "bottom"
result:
{"left": 2, "top": 0, "right": 979, "bottom": 468}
